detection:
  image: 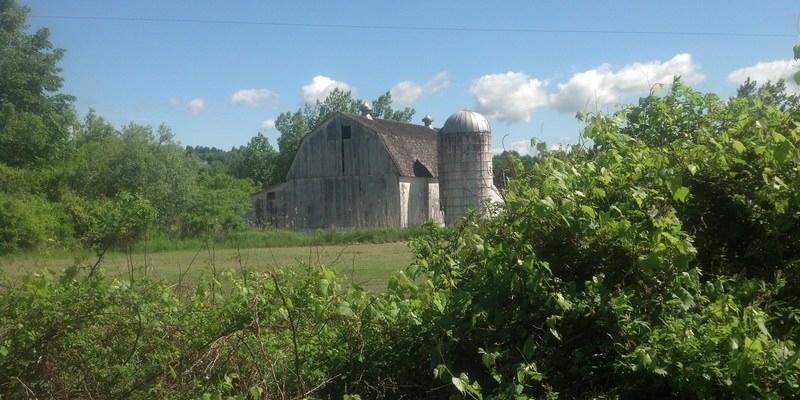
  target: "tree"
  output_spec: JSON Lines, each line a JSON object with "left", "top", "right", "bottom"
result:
{"left": 186, "top": 167, "right": 256, "bottom": 236}
{"left": 371, "top": 90, "right": 415, "bottom": 122}
{"left": 66, "top": 119, "right": 200, "bottom": 234}
{"left": 67, "top": 111, "right": 122, "bottom": 198}
{"left": 491, "top": 150, "right": 537, "bottom": 190}
{"left": 736, "top": 77, "right": 794, "bottom": 110}
{"left": 107, "top": 124, "right": 200, "bottom": 233}
{"left": 241, "top": 133, "right": 279, "bottom": 189}
{"left": 86, "top": 191, "right": 157, "bottom": 256}
{"left": 0, "top": 0, "right": 76, "bottom": 167}
{"left": 492, "top": 150, "right": 521, "bottom": 190}
{"left": 0, "top": 191, "right": 71, "bottom": 253}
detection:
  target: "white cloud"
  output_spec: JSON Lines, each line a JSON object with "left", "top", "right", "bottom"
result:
{"left": 168, "top": 97, "right": 180, "bottom": 108}
{"left": 260, "top": 119, "right": 276, "bottom": 130}
{"left": 390, "top": 71, "right": 450, "bottom": 106}
{"left": 728, "top": 59, "right": 799, "bottom": 93}
{"left": 302, "top": 75, "right": 353, "bottom": 104}
{"left": 549, "top": 53, "right": 704, "bottom": 113}
{"left": 469, "top": 71, "right": 549, "bottom": 123}
{"left": 186, "top": 98, "right": 206, "bottom": 114}
{"left": 230, "top": 88, "right": 278, "bottom": 107}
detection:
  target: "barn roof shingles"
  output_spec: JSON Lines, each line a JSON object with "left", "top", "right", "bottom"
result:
{"left": 345, "top": 113, "right": 440, "bottom": 177}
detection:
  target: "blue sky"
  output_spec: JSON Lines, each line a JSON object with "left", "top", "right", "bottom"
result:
{"left": 24, "top": 0, "right": 799, "bottom": 153}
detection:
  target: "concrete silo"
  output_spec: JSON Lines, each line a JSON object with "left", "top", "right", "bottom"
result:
{"left": 437, "top": 110, "right": 498, "bottom": 225}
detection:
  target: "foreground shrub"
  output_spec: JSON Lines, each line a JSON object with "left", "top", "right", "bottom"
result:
{"left": 389, "top": 80, "right": 800, "bottom": 398}
{"left": 0, "top": 262, "right": 427, "bottom": 399}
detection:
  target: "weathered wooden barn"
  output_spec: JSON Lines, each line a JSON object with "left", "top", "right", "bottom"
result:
{"left": 248, "top": 108, "right": 499, "bottom": 229}
{"left": 249, "top": 111, "right": 444, "bottom": 229}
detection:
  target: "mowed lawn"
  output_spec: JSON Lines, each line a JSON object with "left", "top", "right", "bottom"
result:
{"left": 1, "top": 242, "right": 415, "bottom": 292}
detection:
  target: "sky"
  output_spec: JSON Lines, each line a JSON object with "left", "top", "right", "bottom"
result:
{"left": 22, "top": 0, "right": 800, "bottom": 154}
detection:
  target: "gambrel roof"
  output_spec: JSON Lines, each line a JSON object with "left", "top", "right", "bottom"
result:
{"left": 345, "top": 113, "right": 440, "bottom": 177}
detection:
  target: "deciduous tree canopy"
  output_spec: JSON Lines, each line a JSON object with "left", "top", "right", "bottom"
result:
{"left": 0, "top": 0, "right": 76, "bottom": 167}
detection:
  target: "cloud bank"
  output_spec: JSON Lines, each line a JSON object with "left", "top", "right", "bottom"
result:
{"left": 468, "top": 53, "right": 704, "bottom": 123}
{"left": 390, "top": 71, "right": 450, "bottom": 106}
{"left": 550, "top": 53, "right": 703, "bottom": 113}
{"left": 231, "top": 88, "right": 278, "bottom": 107}
{"left": 302, "top": 76, "right": 353, "bottom": 104}
{"left": 728, "top": 59, "right": 799, "bottom": 93}
{"left": 470, "top": 72, "right": 549, "bottom": 123}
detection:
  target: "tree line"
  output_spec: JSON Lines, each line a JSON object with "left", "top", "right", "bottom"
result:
{"left": 0, "top": 0, "right": 413, "bottom": 255}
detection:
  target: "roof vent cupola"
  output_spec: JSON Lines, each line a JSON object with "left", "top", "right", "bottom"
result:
{"left": 360, "top": 102, "right": 373, "bottom": 120}
{"left": 423, "top": 114, "right": 434, "bottom": 129}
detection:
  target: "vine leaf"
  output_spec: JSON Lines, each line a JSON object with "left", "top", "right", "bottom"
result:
{"left": 673, "top": 186, "right": 690, "bottom": 202}
{"left": 732, "top": 140, "right": 745, "bottom": 154}
{"left": 451, "top": 376, "right": 465, "bottom": 394}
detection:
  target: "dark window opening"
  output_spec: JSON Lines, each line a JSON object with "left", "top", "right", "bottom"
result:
{"left": 341, "top": 125, "right": 351, "bottom": 175}
{"left": 413, "top": 160, "right": 433, "bottom": 177}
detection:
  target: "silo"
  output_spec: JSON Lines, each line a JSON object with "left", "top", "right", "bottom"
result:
{"left": 437, "top": 110, "right": 497, "bottom": 225}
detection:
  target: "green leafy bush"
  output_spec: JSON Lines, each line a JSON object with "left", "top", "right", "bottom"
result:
{"left": 391, "top": 80, "right": 800, "bottom": 398}
{"left": 0, "top": 192, "right": 72, "bottom": 253}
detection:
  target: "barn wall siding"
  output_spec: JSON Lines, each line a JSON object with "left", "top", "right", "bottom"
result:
{"left": 287, "top": 115, "right": 397, "bottom": 180}
{"left": 260, "top": 115, "right": 406, "bottom": 229}
{"left": 269, "top": 174, "right": 401, "bottom": 229}
{"left": 251, "top": 114, "right": 449, "bottom": 230}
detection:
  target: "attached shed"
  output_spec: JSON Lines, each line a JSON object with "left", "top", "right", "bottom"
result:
{"left": 249, "top": 112, "right": 443, "bottom": 229}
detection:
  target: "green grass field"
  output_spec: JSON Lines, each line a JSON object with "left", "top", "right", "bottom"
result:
{"left": 0, "top": 242, "right": 414, "bottom": 292}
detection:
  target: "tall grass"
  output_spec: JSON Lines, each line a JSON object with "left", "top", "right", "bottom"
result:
{"left": 132, "top": 226, "right": 440, "bottom": 253}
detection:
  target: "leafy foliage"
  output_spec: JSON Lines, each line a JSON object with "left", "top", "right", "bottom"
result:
{"left": 492, "top": 150, "right": 538, "bottom": 190}
{"left": 187, "top": 168, "right": 257, "bottom": 236}
{"left": 239, "top": 133, "right": 279, "bottom": 189}
{"left": 0, "top": 192, "right": 72, "bottom": 253}
{"left": 391, "top": 79, "right": 800, "bottom": 398}
{"left": 0, "top": 261, "right": 427, "bottom": 399}
{"left": 66, "top": 191, "right": 158, "bottom": 256}
{"left": 0, "top": 0, "right": 76, "bottom": 167}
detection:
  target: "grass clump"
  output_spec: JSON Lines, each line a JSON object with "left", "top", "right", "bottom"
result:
{"left": 129, "top": 226, "right": 439, "bottom": 253}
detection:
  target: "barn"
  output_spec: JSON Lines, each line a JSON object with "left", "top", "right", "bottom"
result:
{"left": 248, "top": 107, "right": 499, "bottom": 229}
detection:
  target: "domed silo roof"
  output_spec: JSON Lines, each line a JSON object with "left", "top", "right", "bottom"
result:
{"left": 440, "top": 110, "right": 491, "bottom": 134}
